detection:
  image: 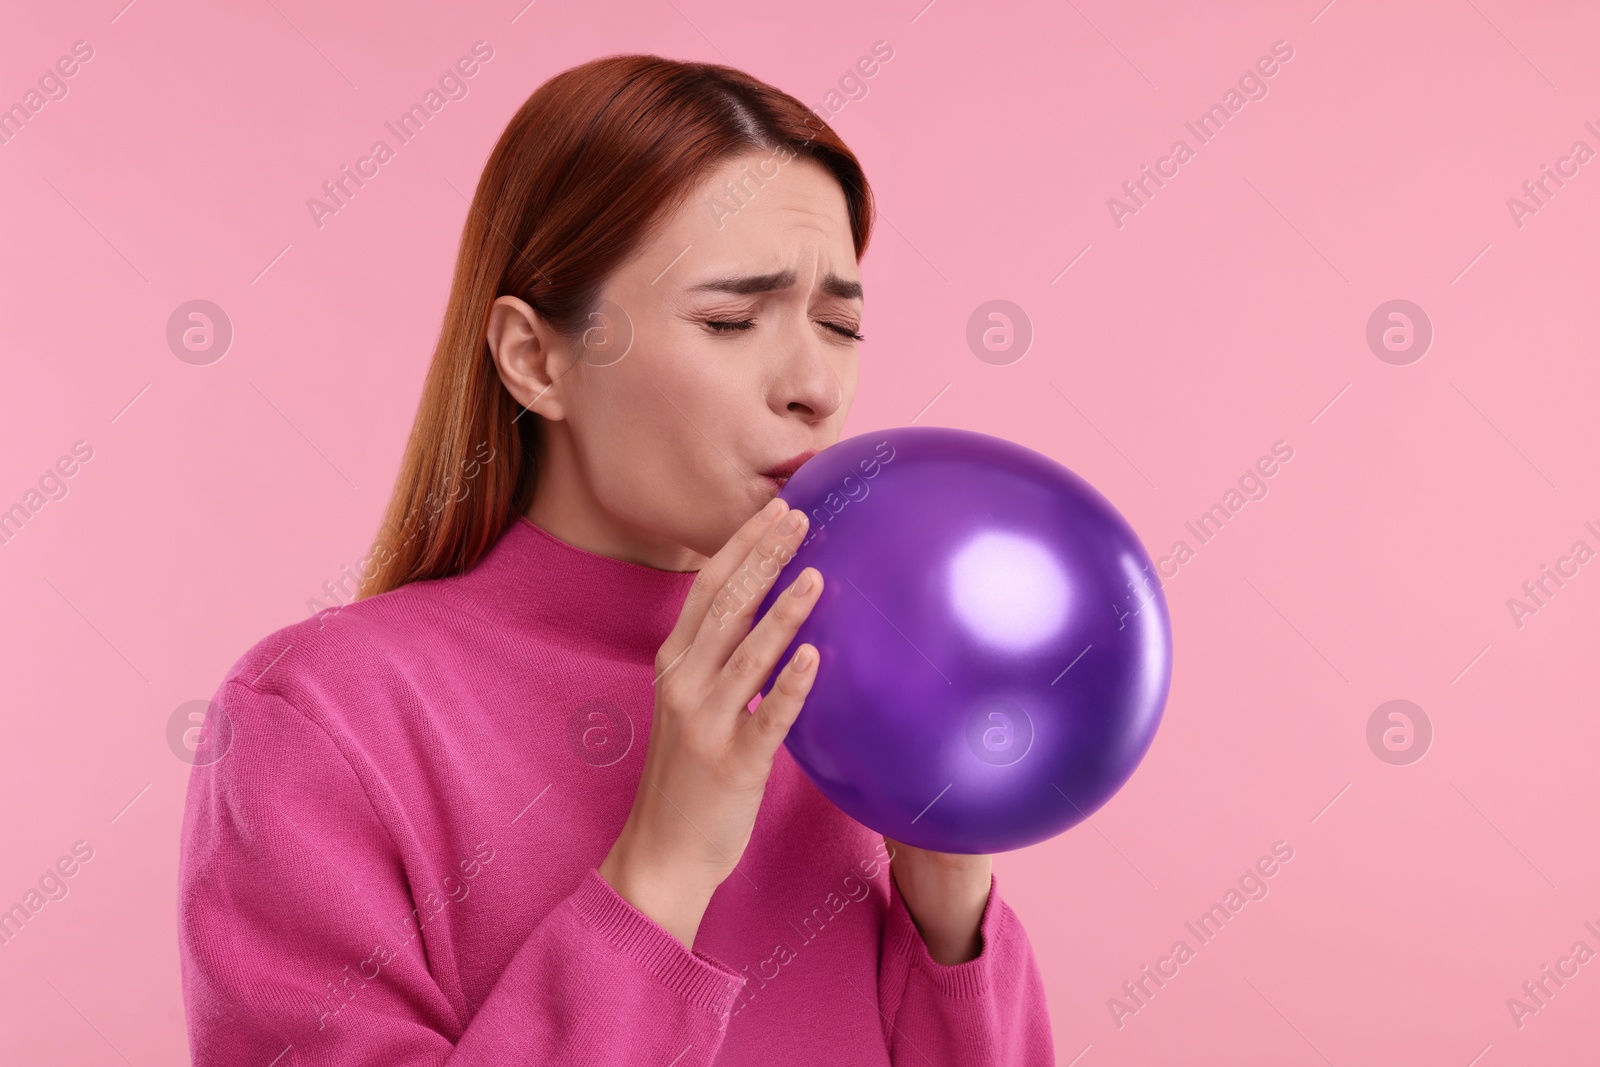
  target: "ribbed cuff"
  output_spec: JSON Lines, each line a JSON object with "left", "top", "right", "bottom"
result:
{"left": 568, "top": 866, "right": 747, "bottom": 1020}
{"left": 884, "top": 870, "right": 1002, "bottom": 999}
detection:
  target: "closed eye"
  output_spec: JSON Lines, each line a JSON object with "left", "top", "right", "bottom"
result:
{"left": 704, "top": 316, "right": 864, "bottom": 342}
{"left": 702, "top": 318, "right": 863, "bottom": 341}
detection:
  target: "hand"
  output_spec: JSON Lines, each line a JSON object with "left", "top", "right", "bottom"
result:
{"left": 883, "top": 836, "right": 993, "bottom": 965}
{"left": 599, "top": 498, "right": 823, "bottom": 948}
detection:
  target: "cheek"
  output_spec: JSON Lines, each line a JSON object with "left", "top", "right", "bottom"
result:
{"left": 581, "top": 325, "right": 787, "bottom": 549}
{"left": 838, "top": 352, "right": 860, "bottom": 410}
{"left": 657, "top": 338, "right": 766, "bottom": 452}
{"left": 578, "top": 380, "right": 673, "bottom": 486}
{"left": 578, "top": 357, "right": 726, "bottom": 508}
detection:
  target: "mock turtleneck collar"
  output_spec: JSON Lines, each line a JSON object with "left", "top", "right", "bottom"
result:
{"left": 441, "top": 516, "right": 699, "bottom": 661}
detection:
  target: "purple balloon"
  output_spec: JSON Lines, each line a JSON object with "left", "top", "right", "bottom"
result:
{"left": 755, "top": 426, "right": 1172, "bottom": 854}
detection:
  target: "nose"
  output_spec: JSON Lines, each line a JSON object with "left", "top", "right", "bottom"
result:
{"left": 772, "top": 250, "right": 850, "bottom": 421}
{"left": 772, "top": 323, "right": 846, "bottom": 421}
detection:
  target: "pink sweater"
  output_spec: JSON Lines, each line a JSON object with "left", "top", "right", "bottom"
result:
{"left": 177, "top": 516, "right": 1056, "bottom": 1064}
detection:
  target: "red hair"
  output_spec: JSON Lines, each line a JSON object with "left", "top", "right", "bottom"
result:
{"left": 357, "top": 54, "right": 875, "bottom": 600}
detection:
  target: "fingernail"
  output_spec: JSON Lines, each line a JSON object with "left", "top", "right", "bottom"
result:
{"left": 779, "top": 508, "right": 808, "bottom": 534}
{"left": 788, "top": 568, "right": 814, "bottom": 596}
{"left": 761, "top": 498, "right": 786, "bottom": 522}
{"left": 792, "top": 644, "right": 814, "bottom": 669}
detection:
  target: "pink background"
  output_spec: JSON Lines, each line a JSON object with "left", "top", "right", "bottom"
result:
{"left": 2, "top": 0, "right": 1596, "bottom": 1062}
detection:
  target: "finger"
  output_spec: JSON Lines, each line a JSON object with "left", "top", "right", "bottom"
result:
{"left": 733, "top": 641, "right": 819, "bottom": 766}
{"left": 707, "top": 564, "right": 822, "bottom": 717}
{"left": 687, "top": 506, "right": 811, "bottom": 677}
{"left": 658, "top": 498, "right": 788, "bottom": 673}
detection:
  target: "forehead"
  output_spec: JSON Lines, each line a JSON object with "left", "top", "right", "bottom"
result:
{"left": 649, "top": 150, "right": 857, "bottom": 264}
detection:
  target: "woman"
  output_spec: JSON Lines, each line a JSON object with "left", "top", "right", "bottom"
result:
{"left": 177, "top": 53, "right": 1055, "bottom": 1065}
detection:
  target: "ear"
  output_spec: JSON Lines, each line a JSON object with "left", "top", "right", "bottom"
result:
{"left": 486, "top": 295, "right": 575, "bottom": 421}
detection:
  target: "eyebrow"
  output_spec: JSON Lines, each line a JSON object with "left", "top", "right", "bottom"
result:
{"left": 687, "top": 268, "right": 863, "bottom": 301}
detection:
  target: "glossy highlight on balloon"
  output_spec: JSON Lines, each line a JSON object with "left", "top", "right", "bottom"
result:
{"left": 755, "top": 426, "right": 1172, "bottom": 854}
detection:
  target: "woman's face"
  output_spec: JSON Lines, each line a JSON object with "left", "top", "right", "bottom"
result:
{"left": 488, "top": 149, "right": 863, "bottom": 570}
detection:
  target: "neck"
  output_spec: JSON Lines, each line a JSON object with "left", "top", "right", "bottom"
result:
{"left": 441, "top": 515, "right": 700, "bottom": 662}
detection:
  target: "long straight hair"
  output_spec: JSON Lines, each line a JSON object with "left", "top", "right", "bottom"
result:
{"left": 355, "top": 54, "right": 875, "bottom": 601}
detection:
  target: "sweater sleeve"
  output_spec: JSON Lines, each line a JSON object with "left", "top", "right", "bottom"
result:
{"left": 177, "top": 679, "right": 746, "bottom": 1066}
{"left": 876, "top": 868, "right": 1055, "bottom": 1066}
